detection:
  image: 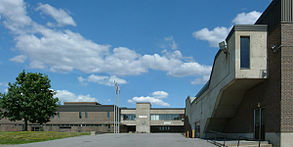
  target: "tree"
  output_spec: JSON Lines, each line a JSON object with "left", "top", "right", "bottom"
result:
{"left": 0, "top": 93, "right": 3, "bottom": 119}
{"left": 0, "top": 70, "right": 59, "bottom": 131}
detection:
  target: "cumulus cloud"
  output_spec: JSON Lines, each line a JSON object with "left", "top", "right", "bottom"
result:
{"left": 128, "top": 90, "right": 170, "bottom": 106}
{"left": 78, "top": 74, "right": 127, "bottom": 86}
{"left": 232, "top": 11, "right": 262, "bottom": 24}
{"left": 54, "top": 90, "right": 97, "bottom": 104}
{"left": 36, "top": 3, "right": 76, "bottom": 26}
{"left": 152, "top": 91, "right": 168, "bottom": 99}
{"left": 193, "top": 11, "right": 262, "bottom": 47}
{"left": 0, "top": 0, "right": 211, "bottom": 84}
{"left": 9, "top": 55, "right": 27, "bottom": 63}
{"left": 192, "top": 27, "right": 230, "bottom": 47}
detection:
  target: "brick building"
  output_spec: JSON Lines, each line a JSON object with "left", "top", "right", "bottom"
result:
{"left": 185, "top": 0, "right": 293, "bottom": 146}
{"left": 0, "top": 102, "right": 184, "bottom": 133}
{"left": 0, "top": 102, "right": 115, "bottom": 132}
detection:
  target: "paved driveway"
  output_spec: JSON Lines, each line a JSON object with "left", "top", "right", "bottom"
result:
{"left": 2, "top": 133, "right": 216, "bottom": 147}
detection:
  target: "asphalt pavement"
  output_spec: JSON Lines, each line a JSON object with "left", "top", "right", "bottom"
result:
{"left": 1, "top": 133, "right": 217, "bottom": 147}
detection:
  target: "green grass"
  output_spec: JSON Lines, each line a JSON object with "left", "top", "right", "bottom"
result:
{"left": 0, "top": 131, "right": 90, "bottom": 144}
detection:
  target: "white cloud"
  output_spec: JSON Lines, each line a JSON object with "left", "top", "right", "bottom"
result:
{"left": 192, "top": 27, "right": 230, "bottom": 47}
{"left": 0, "top": 0, "right": 32, "bottom": 34}
{"left": 54, "top": 90, "right": 97, "bottom": 104}
{"left": 9, "top": 55, "right": 27, "bottom": 63}
{"left": 191, "top": 75, "right": 210, "bottom": 85}
{"left": 78, "top": 74, "right": 127, "bottom": 86}
{"left": 232, "top": 11, "right": 262, "bottom": 24}
{"left": 0, "top": 0, "right": 211, "bottom": 85}
{"left": 128, "top": 91, "right": 170, "bottom": 106}
{"left": 128, "top": 96, "right": 170, "bottom": 107}
{"left": 152, "top": 91, "right": 168, "bottom": 99}
{"left": 36, "top": 3, "right": 76, "bottom": 27}
{"left": 193, "top": 11, "right": 262, "bottom": 47}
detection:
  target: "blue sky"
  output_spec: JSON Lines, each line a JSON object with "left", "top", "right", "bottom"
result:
{"left": 0, "top": 0, "right": 271, "bottom": 108}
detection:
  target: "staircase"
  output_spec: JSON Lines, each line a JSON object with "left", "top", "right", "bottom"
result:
{"left": 210, "top": 140, "right": 272, "bottom": 147}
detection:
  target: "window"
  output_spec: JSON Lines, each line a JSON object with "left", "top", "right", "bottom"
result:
{"left": 79, "top": 112, "right": 82, "bottom": 119}
{"left": 85, "top": 112, "right": 88, "bottom": 118}
{"left": 240, "top": 36, "right": 250, "bottom": 68}
{"left": 58, "top": 112, "right": 60, "bottom": 118}
{"left": 107, "top": 112, "right": 110, "bottom": 119}
{"left": 121, "top": 114, "right": 136, "bottom": 120}
{"left": 150, "top": 114, "right": 183, "bottom": 120}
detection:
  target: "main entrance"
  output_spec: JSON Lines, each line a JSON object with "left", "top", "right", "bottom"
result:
{"left": 150, "top": 126, "right": 184, "bottom": 133}
{"left": 254, "top": 108, "right": 265, "bottom": 140}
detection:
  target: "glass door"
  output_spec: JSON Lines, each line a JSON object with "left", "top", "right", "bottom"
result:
{"left": 254, "top": 108, "right": 265, "bottom": 140}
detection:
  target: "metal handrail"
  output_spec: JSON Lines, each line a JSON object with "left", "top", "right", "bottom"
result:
{"left": 207, "top": 130, "right": 263, "bottom": 147}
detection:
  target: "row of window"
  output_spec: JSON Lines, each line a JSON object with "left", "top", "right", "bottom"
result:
{"left": 52, "top": 112, "right": 110, "bottom": 119}
{"left": 150, "top": 114, "right": 184, "bottom": 121}
{"left": 121, "top": 114, "right": 136, "bottom": 120}
{"left": 121, "top": 114, "right": 184, "bottom": 121}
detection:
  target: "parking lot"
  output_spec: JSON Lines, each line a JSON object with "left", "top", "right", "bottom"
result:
{"left": 2, "top": 133, "right": 216, "bottom": 147}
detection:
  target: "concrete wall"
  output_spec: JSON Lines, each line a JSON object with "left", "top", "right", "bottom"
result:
{"left": 185, "top": 25, "right": 268, "bottom": 138}
{"left": 136, "top": 103, "right": 151, "bottom": 133}
{"left": 234, "top": 31, "right": 268, "bottom": 79}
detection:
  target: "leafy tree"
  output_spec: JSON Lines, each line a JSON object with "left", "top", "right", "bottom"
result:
{"left": 0, "top": 93, "right": 3, "bottom": 119}
{"left": 0, "top": 70, "right": 59, "bottom": 131}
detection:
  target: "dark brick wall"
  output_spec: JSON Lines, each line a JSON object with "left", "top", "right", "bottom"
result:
{"left": 280, "top": 23, "right": 293, "bottom": 132}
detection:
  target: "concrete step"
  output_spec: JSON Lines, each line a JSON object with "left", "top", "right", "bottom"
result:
{"left": 212, "top": 140, "right": 272, "bottom": 147}
{"left": 227, "top": 145, "right": 272, "bottom": 147}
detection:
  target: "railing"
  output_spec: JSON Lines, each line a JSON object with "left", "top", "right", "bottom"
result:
{"left": 206, "top": 130, "right": 264, "bottom": 147}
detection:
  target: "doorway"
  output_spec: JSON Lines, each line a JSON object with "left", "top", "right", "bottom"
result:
{"left": 254, "top": 108, "right": 265, "bottom": 140}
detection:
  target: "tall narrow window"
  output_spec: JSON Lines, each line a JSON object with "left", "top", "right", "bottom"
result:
{"left": 79, "top": 112, "right": 82, "bottom": 119}
{"left": 240, "top": 36, "right": 250, "bottom": 68}
{"left": 85, "top": 112, "right": 88, "bottom": 118}
{"left": 58, "top": 112, "right": 60, "bottom": 118}
{"left": 107, "top": 112, "right": 110, "bottom": 119}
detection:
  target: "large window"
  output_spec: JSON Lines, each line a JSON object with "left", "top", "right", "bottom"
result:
{"left": 107, "top": 112, "right": 110, "bottom": 119}
{"left": 240, "top": 36, "right": 250, "bottom": 68}
{"left": 121, "top": 114, "right": 136, "bottom": 120}
{"left": 150, "top": 114, "right": 183, "bottom": 120}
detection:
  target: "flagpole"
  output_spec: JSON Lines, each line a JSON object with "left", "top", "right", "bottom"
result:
{"left": 118, "top": 85, "right": 120, "bottom": 134}
{"left": 116, "top": 82, "right": 119, "bottom": 134}
{"left": 115, "top": 83, "right": 117, "bottom": 134}
{"left": 113, "top": 81, "right": 116, "bottom": 134}
{"left": 115, "top": 82, "right": 118, "bottom": 134}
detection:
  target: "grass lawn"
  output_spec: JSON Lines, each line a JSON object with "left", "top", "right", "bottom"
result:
{"left": 0, "top": 131, "right": 90, "bottom": 144}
